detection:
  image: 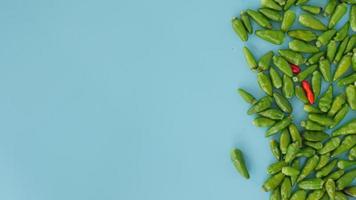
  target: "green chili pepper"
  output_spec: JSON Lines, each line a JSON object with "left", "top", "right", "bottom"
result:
{"left": 305, "top": 141, "right": 323, "bottom": 150}
{"left": 353, "top": 51, "right": 356, "bottom": 71}
{"left": 345, "top": 35, "right": 356, "bottom": 53}
{"left": 351, "top": 5, "right": 356, "bottom": 31}
{"left": 273, "top": 92, "right": 293, "bottom": 113}
{"left": 273, "top": 56, "right": 293, "bottom": 77}
{"left": 263, "top": 172, "right": 285, "bottom": 191}
{"left": 297, "top": 155, "right": 319, "bottom": 182}
{"left": 335, "top": 192, "right": 348, "bottom": 200}
{"left": 281, "top": 10, "right": 296, "bottom": 32}
{"left": 232, "top": 17, "right": 248, "bottom": 42}
{"left": 330, "top": 104, "right": 349, "bottom": 128}
{"left": 257, "top": 72, "right": 273, "bottom": 96}
{"left": 319, "top": 137, "right": 341, "bottom": 154}
{"left": 291, "top": 158, "right": 300, "bottom": 185}
{"left": 259, "top": 8, "right": 283, "bottom": 21}
{"left": 278, "top": 49, "right": 305, "bottom": 65}
{"left": 318, "top": 85, "right": 333, "bottom": 112}
{"left": 231, "top": 148, "right": 250, "bottom": 179}
{"left": 288, "top": 30, "right": 317, "bottom": 42}
{"left": 316, "top": 29, "right": 337, "bottom": 47}
{"left": 281, "top": 177, "right": 292, "bottom": 200}
{"left": 268, "top": 161, "right": 288, "bottom": 174}
{"left": 240, "top": 11, "right": 253, "bottom": 35}
{"left": 315, "top": 153, "right": 330, "bottom": 170}
{"left": 349, "top": 146, "right": 356, "bottom": 160}
{"left": 296, "top": 147, "right": 316, "bottom": 158}
{"left": 346, "top": 84, "right": 356, "bottom": 110}
{"left": 299, "top": 178, "right": 324, "bottom": 190}
{"left": 316, "top": 159, "right": 338, "bottom": 178}
{"left": 253, "top": 117, "right": 276, "bottom": 127}
{"left": 332, "top": 118, "right": 356, "bottom": 136}
{"left": 301, "top": 120, "right": 325, "bottom": 131}
{"left": 329, "top": 3, "right": 348, "bottom": 28}
{"left": 289, "top": 124, "right": 302, "bottom": 148}
{"left": 301, "top": 5, "right": 322, "bottom": 15}
{"left": 243, "top": 46, "right": 258, "bottom": 70}
{"left": 275, "top": 0, "right": 286, "bottom": 5}
{"left": 336, "top": 169, "right": 356, "bottom": 190}
{"left": 296, "top": 85, "right": 309, "bottom": 104}
{"left": 256, "top": 29, "right": 285, "bottom": 45}
{"left": 282, "top": 166, "right": 299, "bottom": 177}
{"left": 259, "top": 109, "right": 285, "bottom": 120}
{"left": 332, "top": 135, "right": 356, "bottom": 157}
{"left": 337, "top": 73, "right": 356, "bottom": 87}
{"left": 327, "top": 40, "right": 338, "bottom": 62}
{"left": 270, "top": 67, "right": 283, "bottom": 89}
{"left": 312, "top": 71, "right": 321, "bottom": 99}
{"left": 303, "top": 131, "right": 328, "bottom": 142}
{"left": 334, "top": 22, "right": 349, "bottom": 42}
{"left": 299, "top": 14, "right": 327, "bottom": 31}
{"left": 306, "top": 190, "right": 325, "bottom": 200}
{"left": 280, "top": 129, "right": 291, "bottom": 154}
{"left": 325, "top": 169, "right": 345, "bottom": 180}
{"left": 304, "top": 105, "right": 322, "bottom": 113}
{"left": 334, "top": 53, "right": 352, "bottom": 81}
{"left": 285, "top": 142, "right": 300, "bottom": 163}
{"left": 289, "top": 39, "right": 319, "bottom": 53}
{"left": 319, "top": 57, "right": 332, "bottom": 82}
{"left": 237, "top": 88, "right": 257, "bottom": 105}
{"left": 344, "top": 186, "right": 356, "bottom": 198}
{"left": 337, "top": 160, "right": 356, "bottom": 169}
{"left": 246, "top": 9, "right": 272, "bottom": 29}
{"left": 294, "top": 64, "right": 318, "bottom": 82}
{"left": 258, "top": 51, "right": 274, "bottom": 71}
{"left": 270, "top": 140, "right": 282, "bottom": 160}
{"left": 247, "top": 96, "right": 273, "bottom": 115}
{"left": 290, "top": 190, "right": 306, "bottom": 200}
{"left": 296, "top": 0, "right": 309, "bottom": 5}
{"left": 308, "top": 114, "right": 334, "bottom": 126}
{"left": 282, "top": 75, "right": 294, "bottom": 98}
{"left": 325, "top": 179, "right": 336, "bottom": 200}
{"left": 334, "top": 37, "right": 350, "bottom": 64}
{"left": 324, "top": 0, "right": 338, "bottom": 16}
{"left": 328, "top": 94, "right": 346, "bottom": 117}
{"left": 270, "top": 187, "right": 281, "bottom": 200}
{"left": 284, "top": 0, "right": 297, "bottom": 10}
{"left": 261, "top": 0, "right": 283, "bottom": 11}
{"left": 266, "top": 116, "right": 293, "bottom": 137}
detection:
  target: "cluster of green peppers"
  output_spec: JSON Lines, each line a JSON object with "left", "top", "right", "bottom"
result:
{"left": 230, "top": 0, "right": 356, "bottom": 199}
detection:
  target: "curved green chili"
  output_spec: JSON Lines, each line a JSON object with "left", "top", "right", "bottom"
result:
{"left": 256, "top": 29, "right": 285, "bottom": 45}
{"left": 299, "top": 14, "right": 327, "bottom": 31}
{"left": 288, "top": 29, "right": 317, "bottom": 42}
{"left": 318, "top": 85, "right": 333, "bottom": 112}
{"left": 273, "top": 92, "right": 293, "bottom": 113}
{"left": 329, "top": 3, "right": 348, "bottom": 28}
{"left": 231, "top": 148, "right": 250, "bottom": 179}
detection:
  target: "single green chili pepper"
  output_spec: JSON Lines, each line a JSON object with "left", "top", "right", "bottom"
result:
{"left": 291, "top": 158, "right": 300, "bottom": 185}
{"left": 301, "top": 120, "right": 325, "bottom": 131}
{"left": 296, "top": 85, "right": 309, "bottom": 104}
{"left": 327, "top": 40, "right": 338, "bottom": 62}
{"left": 319, "top": 137, "right": 341, "bottom": 154}
{"left": 259, "top": 108, "right": 285, "bottom": 120}
{"left": 270, "top": 140, "right": 282, "bottom": 160}
{"left": 319, "top": 57, "right": 332, "bottom": 82}
{"left": 336, "top": 169, "right": 356, "bottom": 190}
{"left": 268, "top": 161, "right": 288, "bottom": 174}
{"left": 334, "top": 37, "right": 350, "bottom": 64}
{"left": 330, "top": 104, "right": 349, "bottom": 128}
{"left": 312, "top": 71, "right": 321, "bottom": 99}
{"left": 349, "top": 146, "right": 356, "bottom": 160}
{"left": 296, "top": 147, "right": 316, "bottom": 158}
{"left": 308, "top": 114, "right": 334, "bottom": 126}
{"left": 345, "top": 35, "right": 356, "bottom": 53}
{"left": 282, "top": 166, "right": 300, "bottom": 177}
{"left": 270, "top": 187, "right": 281, "bottom": 200}
{"left": 281, "top": 10, "right": 296, "bottom": 32}
{"left": 324, "top": 0, "right": 338, "bottom": 16}
{"left": 289, "top": 39, "right": 319, "bottom": 53}
{"left": 305, "top": 141, "right": 323, "bottom": 150}
{"left": 289, "top": 124, "right": 302, "bottom": 148}
{"left": 325, "top": 179, "right": 336, "bottom": 200}
{"left": 332, "top": 135, "right": 356, "bottom": 157}
{"left": 290, "top": 190, "right": 307, "bottom": 200}
{"left": 299, "top": 178, "right": 324, "bottom": 190}
{"left": 258, "top": 51, "right": 274, "bottom": 71}
{"left": 306, "top": 190, "right": 325, "bottom": 200}
{"left": 278, "top": 49, "right": 305, "bottom": 65}
{"left": 266, "top": 116, "right": 293, "bottom": 137}
{"left": 318, "top": 85, "right": 333, "bottom": 112}
{"left": 273, "top": 56, "right": 293, "bottom": 77}
{"left": 328, "top": 94, "right": 346, "bottom": 117}
{"left": 240, "top": 11, "right": 253, "bottom": 34}
{"left": 334, "top": 53, "right": 352, "bottom": 81}
{"left": 316, "top": 159, "right": 338, "bottom": 178}
{"left": 299, "top": 14, "right": 327, "bottom": 31}
{"left": 253, "top": 117, "right": 276, "bottom": 127}
{"left": 329, "top": 3, "right": 348, "bottom": 28}
{"left": 261, "top": 0, "right": 283, "bottom": 11}
{"left": 285, "top": 142, "right": 300, "bottom": 163}
{"left": 294, "top": 64, "right": 318, "bottom": 82}
{"left": 256, "top": 29, "right": 285, "bottom": 45}
{"left": 280, "top": 129, "right": 291, "bottom": 154}
{"left": 247, "top": 96, "right": 273, "bottom": 115}
{"left": 332, "top": 118, "right": 356, "bottom": 136}
{"left": 282, "top": 75, "right": 294, "bottom": 98}
{"left": 325, "top": 169, "right": 345, "bottom": 180}
{"left": 337, "top": 160, "right": 356, "bottom": 169}
{"left": 281, "top": 177, "right": 292, "bottom": 200}
{"left": 353, "top": 51, "right": 356, "bottom": 71}
{"left": 231, "top": 148, "right": 250, "bottom": 179}
{"left": 296, "top": 0, "right": 309, "bottom": 5}
{"left": 263, "top": 172, "right": 285, "bottom": 192}
{"left": 270, "top": 67, "right": 283, "bottom": 89}
{"left": 288, "top": 30, "right": 317, "bottom": 42}
{"left": 334, "top": 22, "right": 349, "bottom": 42}
{"left": 232, "top": 17, "right": 248, "bottom": 42}
{"left": 273, "top": 92, "right": 293, "bottom": 113}
{"left": 335, "top": 192, "right": 348, "bottom": 200}
{"left": 237, "top": 88, "right": 257, "bottom": 104}
{"left": 304, "top": 104, "right": 322, "bottom": 113}
{"left": 316, "top": 29, "right": 337, "bottom": 47}
{"left": 243, "top": 46, "right": 258, "bottom": 70}
{"left": 351, "top": 5, "right": 356, "bottom": 31}
{"left": 246, "top": 9, "right": 272, "bottom": 29}
{"left": 346, "top": 84, "right": 356, "bottom": 110}
{"left": 302, "top": 5, "right": 322, "bottom": 15}
{"left": 344, "top": 186, "right": 356, "bottom": 198}
{"left": 337, "top": 73, "right": 356, "bottom": 87}
{"left": 315, "top": 153, "right": 330, "bottom": 170}
{"left": 297, "top": 155, "right": 319, "bottom": 182}
{"left": 259, "top": 8, "right": 283, "bottom": 21}
{"left": 257, "top": 72, "right": 273, "bottom": 96}
{"left": 303, "top": 131, "right": 329, "bottom": 142}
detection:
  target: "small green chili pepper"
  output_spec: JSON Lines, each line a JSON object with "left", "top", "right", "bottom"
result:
{"left": 285, "top": 142, "right": 300, "bottom": 163}
{"left": 330, "top": 104, "right": 349, "bottom": 129}
{"left": 312, "top": 71, "right": 321, "bottom": 99}
{"left": 296, "top": 85, "right": 309, "bottom": 104}
{"left": 299, "top": 14, "right": 327, "bottom": 31}
{"left": 294, "top": 64, "right": 318, "bottom": 82}
{"left": 316, "top": 159, "right": 338, "bottom": 178}
{"left": 280, "top": 129, "right": 291, "bottom": 154}
{"left": 318, "top": 85, "right": 333, "bottom": 112}
{"left": 327, "top": 40, "right": 338, "bottom": 62}
{"left": 270, "top": 67, "right": 283, "bottom": 89}
{"left": 344, "top": 186, "right": 356, "bottom": 198}
{"left": 345, "top": 35, "right": 356, "bottom": 53}
{"left": 319, "top": 57, "right": 332, "bottom": 82}
{"left": 334, "top": 37, "right": 350, "bottom": 64}
{"left": 282, "top": 166, "right": 299, "bottom": 177}
{"left": 351, "top": 5, "right": 356, "bottom": 31}
{"left": 349, "top": 146, "right": 356, "bottom": 160}
{"left": 297, "top": 155, "right": 319, "bottom": 182}
{"left": 273, "top": 92, "right": 293, "bottom": 113}
{"left": 346, "top": 84, "right": 356, "bottom": 110}
{"left": 263, "top": 172, "right": 285, "bottom": 191}
{"left": 289, "top": 39, "right": 319, "bottom": 53}
{"left": 278, "top": 49, "right": 305, "bottom": 65}
{"left": 261, "top": 0, "right": 283, "bottom": 11}
{"left": 325, "top": 169, "right": 345, "bottom": 180}
{"left": 336, "top": 169, "right": 356, "bottom": 190}
{"left": 259, "top": 8, "right": 283, "bottom": 21}
{"left": 256, "top": 29, "right": 285, "bottom": 45}
{"left": 246, "top": 9, "right": 272, "bottom": 29}
{"left": 324, "top": 0, "right": 337, "bottom": 16}
{"left": 301, "top": 5, "right": 322, "bottom": 15}
{"left": 337, "top": 73, "right": 356, "bottom": 87}
{"left": 237, "top": 88, "right": 257, "bottom": 105}
{"left": 301, "top": 120, "right": 325, "bottom": 131}
{"left": 337, "top": 160, "right": 356, "bottom": 169}
{"left": 353, "top": 51, "right": 356, "bottom": 71}
{"left": 306, "top": 190, "right": 325, "bottom": 200}
{"left": 247, "top": 96, "right": 273, "bottom": 115}
{"left": 328, "top": 94, "right": 346, "bottom": 117}
{"left": 270, "top": 140, "right": 282, "bottom": 160}
{"left": 273, "top": 56, "right": 293, "bottom": 77}
{"left": 298, "top": 178, "right": 324, "bottom": 190}
{"left": 266, "top": 116, "right": 293, "bottom": 137}
{"left": 296, "top": 147, "right": 316, "bottom": 158}
{"left": 231, "top": 148, "right": 250, "bottom": 179}
{"left": 281, "top": 177, "right": 292, "bottom": 200}
{"left": 240, "top": 11, "right": 253, "bottom": 34}
{"left": 316, "top": 29, "right": 337, "bottom": 47}
{"left": 332, "top": 118, "right": 356, "bottom": 136}
{"left": 243, "top": 46, "right": 258, "bottom": 70}
{"left": 325, "top": 179, "right": 336, "bottom": 200}
{"left": 308, "top": 113, "right": 334, "bottom": 126}
{"left": 329, "top": 3, "right": 348, "bottom": 28}
{"left": 289, "top": 124, "right": 302, "bottom": 148}
{"left": 319, "top": 137, "right": 341, "bottom": 154}
{"left": 259, "top": 108, "right": 285, "bottom": 120}
{"left": 291, "top": 158, "right": 300, "bottom": 185}
{"left": 281, "top": 10, "right": 296, "bottom": 32}
{"left": 288, "top": 29, "right": 317, "bottom": 42}
{"left": 258, "top": 51, "right": 274, "bottom": 71}
{"left": 232, "top": 17, "right": 248, "bottom": 42}
{"left": 282, "top": 75, "right": 294, "bottom": 98}
{"left": 290, "top": 190, "right": 306, "bottom": 200}
{"left": 304, "top": 104, "right": 322, "bottom": 113}
{"left": 284, "top": 0, "right": 297, "bottom": 10}
{"left": 270, "top": 187, "right": 281, "bottom": 200}
{"left": 257, "top": 72, "right": 273, "bottom": 96}
{"left": 315, "top": 153, "right": 330, "bottom": 170}
{"left": 253, "top": 117, "right": 276, "bottom": 127}
{"left": 303, "top": 131, "right": 328, "bottom": 142}
{"left": 268, "top": 161, "right": 288, "bottom": 174}
{"left": 305, "top": 141, "right": 323, "bottom": 150}
{"left": 335, "top": 192, "right": 348, "bottom": 200}
{"left": 296, "top": 0, "right": 309, "bottom": 5}
{"left": 334, "top": 53, "right": 352, "bottom": 81}
{"left": 332, "top": 135, "right": 356, "bottom": 157}
{"left": 334, "top": 22, "right": 349, "bottom": 42}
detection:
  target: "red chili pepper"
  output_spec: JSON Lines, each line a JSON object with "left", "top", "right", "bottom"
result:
{"left": 291, "top": 64, "right": 301, "bottom": 75}
{"left": 302, "top": 80, "right": 314, "bottom": 104}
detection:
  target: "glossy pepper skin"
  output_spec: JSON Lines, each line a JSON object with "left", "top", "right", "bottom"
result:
{"left": 337, "top": 160, "right": 356, "bottom": 169}
{"left": 337, "top": 73, "right": 356, "bottom": 87}
{"left": 296, "top": 0, "right": 309, "bottom": 5}
{"left": 335, "top": 192, "right": 348, "bottom": 200}
{"left": 243, "top": 46, "right": 258, "bottom": 70}
{"left": 290, "top": 158, "right": 300, "bottom": 185}
{"left": 270, "top": 140, "right": 282, "bottom": 160}
{"left": 346, "top": 84, "right": 356, "bottom": 110}
{"left": 329, "top": 3, "right": 348, "bottom": 28}
{"left": 253, "top": 117, "right": 276, "bottom": 127}
{"left": 301, "top": 120, "right": 324, "bottom": 131}
{"left": 307, "top": 190, "right": 325, "bottom": 200}
{"left": 299, "top": 14, "right": 327, "bottom": 31}
{"left": 290, "top": 190, "right": 307, "bottom": 200}
{"left": 345, "top": 35, "right": 356, "bottom": 53}
{"left": 289, "top": 39, "right": 319, "bottom": 53}
{"left": 332, "top": 118, "right": 356, "bottom": 136}
{"left": 301, "top": 5, "right": 321, "bottom": 15}
{"left": 284, "top": 0, "right": 297, "bottom": 10}
{"left": 231, "top": 148, "right": 250, "bottom": 179}
{"left": 327, "top": 40, "right": 338, "bottom": 62}
{"left": 285, "top": 142, "right": 300, "bottom": 163}
{"left": 258, "top": 51, "right": 273, "bottom": 71}
{"left": 240, "top": 11, "right": 253, "bottom": 34}
{"left": 289, "top": 124, "right": 302, "bottom": 147}
{"left": 315, "top": 153, "right": 330, "bottom": 170}
{"left": 316, "top": 29, "right": 336, "bottom": 47}
{"left": 319, "top": 57, "right": 332, "bottom": 82}
{"left": 295, "top": 85, "right": 309, "bottom": 104}
{"left": 298, "top": 178, "right": 324, "bottom": 190}
{"left": 296, "top": 147, "right": 315, "bottom": 158}
{"left": 318, "top": 85, "right": 333, "bottom": 112}
{"left": 288, "top": 30, "right": 317, "bottom": 42}
{"left": 280, "top": 129, "right": 291, "bottom": 154}
{"left": 232, "top": 17, "right": 248, "bottom": 42}
{"left": 312, "top": 71, "right": 321, "bottom": 99}
{"left": 304, "top": 141, "right": 323, "bottom": 150}
{"left": 349, "top": 146, "right": 356, "bottom": 160}
{"left": 259, "top": 8, "right": 283, "bottom": 21}
{"left": 324, "top": 0, "right": 337, "bottom": 16}
{"left": 273, "top": 56, "right": 293, "bottom": 77}
{"left": 273, "top": 92, "right": 293, "bottom": 113}
{"left": 281, "top": 177, "right": 292, "bottom": 200}
{"left": 270, "top": 187, "right": 281, "bottom": 200}
{"left": 282, "top": 166, "right": 299, "bottom": 177}
{"left": 281, "top": 10, "right": 296, "bottom": 32}
{"left": 256, "top": 29, "right": 285, "bottom": 45}
{"left": 247, "top": 96, "right": 273, "bottom": 115}
{"left": 257, "top": 72, "right": 273, "bottom": 96}
{"left": 270, "top": 67, "right": 283, "bottom": 89}
{"left": 294, "top": 64, "right": 318, "bottom": 82}
{"left": 268, "top": 161, "right": 287, "bottom": 174}
{"left": 263, "top": 172, "right": 285, "bottom": 192}
{"left": 302, "top": 80, "right": 314, "bottom": 104}
{"left": 291, "top": 64, "right": 301, "bottom": 74}
{"left": 303, "top": 131, "right": 328, "bottom": 142}
{"left": 328, "top": 94, "right": 346, "bottom": 117}
{"left": 325, "top": 179, "right": 336, "bottom": 200}
{"left": 266, "top": 117, "right": 293, "bottom": 137}
{"left": 316, "top": 159, "right": 338, "bottom": 178}
{"left": 282, "top": 75, "right": 294, "bottom": 98}
{"left": 336, "top": 169, "right": 356, "bottom": 190}
{"left": 334, "top": 37, "right": 350, "bottom": 64}
{"left": 330, "top": 104, "right": 349, "bottom": 129}
{"left": 351, "top": 5, "right": 356, "bottom": 31}
{"left": 237, "top": 88, "right": 257, "bottom": 104}
{"left": 344, "top": 186, "right": 356, "bottom": 198}
{"left": 319, "top": 137, "right": 341, "bottom": 154}
{"left": 246, "top": 9, "right": 272, "bottom": 29}
{"left": 334, "top": 22, "right": 349, "bottom": 42}
{"left": 332, "top": 135, "right": 356, "bottom": 157}
{"left": 304, "top": 105, "right": 322, "bottom": 113}
{"left": 334, "top": 53, "right": 352, "bottom": 81}
{"left": 278, "top": 49, "right": 304, "bottom": 65}
{"left": 308, "top": 114, "right": 334, "bottom": 126}
{"left": 296, "top": 155, "right": 319, "bottom": 182}
{"left": 261, "top": 0, "right": 283, "bottom": 11}
{"left": 259, "top": 108, "right": 285, "bottom": 120}
{"left": 326, "top": 169, "right": 345, "bottom": 180}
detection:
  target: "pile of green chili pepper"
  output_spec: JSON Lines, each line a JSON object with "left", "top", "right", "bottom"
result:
{"left": 231, "top": 0, "right": 356, "bottom": 199}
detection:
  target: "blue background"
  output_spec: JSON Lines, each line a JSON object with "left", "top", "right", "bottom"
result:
{"left": 0, "top": 0, "right": 355, "bottom": 199}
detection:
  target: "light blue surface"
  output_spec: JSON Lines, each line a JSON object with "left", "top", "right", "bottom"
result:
{"left": 0, "top": 0, "right": 355, "bottom": 199}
